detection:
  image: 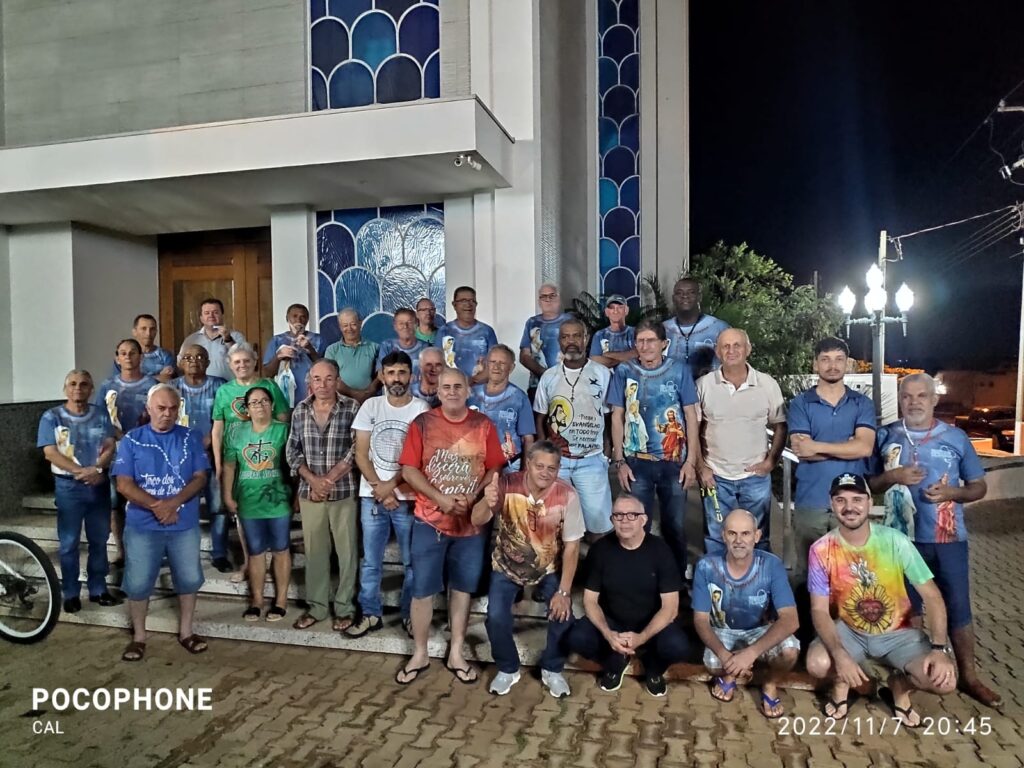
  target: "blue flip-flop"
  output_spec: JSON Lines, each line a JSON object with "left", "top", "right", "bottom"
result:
{"left": 710, "top": 677, "right": 737, "bottom": 702}
{"left": 761, "top": 691, "right": 784, "bottom": 719}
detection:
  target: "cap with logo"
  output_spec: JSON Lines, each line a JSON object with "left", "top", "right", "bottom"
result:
{"left": 605, "top": 294, "right": 627, "bottom": 307}
{"left": 829, "top": 473, "right": 870, "bottom": 497}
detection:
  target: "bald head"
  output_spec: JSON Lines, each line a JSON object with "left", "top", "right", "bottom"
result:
{"left": 716, "top": 327, "right": 751, "bottom": 368}
{"left": 723, "top": 508, "right": 758, "bottom": 532}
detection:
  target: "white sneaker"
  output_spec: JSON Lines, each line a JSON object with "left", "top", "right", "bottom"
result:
{"left": 541, "top": 670, "right": 571, "bottom": 698}
{"left": 488, "top": 671, "right": 521, "bottom": 695}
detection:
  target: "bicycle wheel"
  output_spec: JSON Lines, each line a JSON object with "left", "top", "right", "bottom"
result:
{"left": 0, "top": 531, "right": 61, "bottom": 644}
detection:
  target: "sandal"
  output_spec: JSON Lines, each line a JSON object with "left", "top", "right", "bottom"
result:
{"left": 760, "top": 692, "right": 784, "bottom": 719}
{"left": 821, "top": 697, "right": 849, "bottom": 720}
{"left": 243, "top": 606, "right": 261, "bottom": 622}
{"left": 445, "top": 662, "right": 479, "bottom": 685}
{"left": 292, "top": 613, "right": 319, "bottom": 630}
{"left": 333, "top": 615, "right": 354, "bottom": 633}
{"left": 710, "top": 677, "right": 736, "bottom": 702}
{"left": 879, "top": 687, "right": 922, "bottom": 728}
{"left": 121, "top": 640, "right": 146, "bottom": 662}
{"left": 266, "top": 606, "right": 287, "bottom": 622}
{"left": 177, "top": 634, "right": 208, "bottom": 654}
{"left": 395, "top": 662, "right": 430, "bottom": 685}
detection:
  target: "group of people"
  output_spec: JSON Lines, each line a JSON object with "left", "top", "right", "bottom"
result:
{"left": 39, "top": 278, "right": 1000, "bottom": 720}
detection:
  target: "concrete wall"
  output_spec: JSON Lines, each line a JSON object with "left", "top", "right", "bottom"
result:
{"left": 0, "top": 227, "right": 10, "bottom": 399}
{"left": 70, "top": 227, "right": 159, "bottom": 381}
{"left": 1, "top": 0, "right": 308, "bottom": 146}
{"left": 0, "top": 3, "right": 5, "bottom": 146}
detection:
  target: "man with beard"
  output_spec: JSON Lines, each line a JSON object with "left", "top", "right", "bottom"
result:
{"left": 534, "top": 318, "right": 613, "bottom": 538}
{"left": 694, "top": 509, "right": 799, "bottom": 719}
{"left": 469, "top": 344, "right": 535, "bottom": 471}
{"left": 806, "top": 473, "right": 956, "bottom": 726}
{"left": 788, "top": 337, "right": 875, "bottom": 584}
{"left": 662, "top": 278, "right": 730, "bottom": 382}
{"left": 411, "top": 347, "right": 444, "bottom": 407}
{"left": 347, "top": 351, "right": 430, "bottom": 638}
{"left": 867, "top": 373, "right": 998, "bottom": 709}
{"left": 473, "top": 441, "right": 583, "bottom": 697}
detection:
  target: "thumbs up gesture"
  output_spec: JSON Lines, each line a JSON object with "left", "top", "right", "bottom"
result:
{"left": 484, "top": 472, "right": 501, "bottom": 510}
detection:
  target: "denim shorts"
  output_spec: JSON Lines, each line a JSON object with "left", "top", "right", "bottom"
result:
{"left": 122, "top": 526, "right": 204, "bottom": 600}
{"left": 410, "top": 518, "right": 486, "bottom": 598}
{"left": 908, "top": 540, "right": 973, "bottom": 630}
{"left": 239, "top": 515, "right": 292, "bottom": 555}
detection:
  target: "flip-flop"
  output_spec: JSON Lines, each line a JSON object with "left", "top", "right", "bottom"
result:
{"left": 710, "top": 677, "right": 737, "bottom": 702}
{"left": 333, "top": 616, "right": 354, "bottom": 632}
{"left": 821, "top": 697, "right": 849, "bottom": 720}
{"left": 879, "top": 687, "right": 922, "bottom": 728}
{"left": 446, "top": 663, "right": 479, "bottom": 685}
{"left": 266, "top": 606, "right": 287, "bottom": 622}
{"left": 292, "top": 613, "right": 319, "bottom": 630}
{"left": 178, "top": 634, "right": 208, "bottom": 654}
{"left": 121, "top": 640, "right": 146, "bottom": 662}
{"left": 761, "top": 692, "right": 784, "bottom": 719}
{"left": 395, "top": 663, "right": 430, "bottom": 685}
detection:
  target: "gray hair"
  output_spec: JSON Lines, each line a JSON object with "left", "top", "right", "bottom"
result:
{"left": 526, "top": 440, "right": 562, "bottom": 463}
{"left": 612, "top": 494, "right": 646, "bottom": 515}
{"left": 227, "top": 342, "right": 257, "bottom": 362}
{"left": 338, "top": 307, "right": 362, "bottom": 322}
{"left": 146, "top": 382, "right": 181, "bottom": 405}
{"left": 63, "top": 369, "right": 93, "bottom": 387}
{"left": 420, "top": 347, "right": 444, "bottom": 363}
{"left": 899, "top": 372, "right": 936, "bottom": 397}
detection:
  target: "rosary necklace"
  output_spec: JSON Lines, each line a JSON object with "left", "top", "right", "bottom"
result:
{"left": 561, "top": 363, "right": 584, "bottom": 403}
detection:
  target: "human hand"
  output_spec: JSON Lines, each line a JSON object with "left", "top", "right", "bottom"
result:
{"left": 616, "top": 631, "right": 645, "bottom": 653}
{"left": 679, "top": 462, "right": 697, "bottom": 489}
{"left": 484, "top": 473, "right": 501, "bottom": 510}
{"left": 224, "top": 498, "right": 239, "bottom": 517}
{"left": 699, "top": 465, "right": 716, "bottom": 488}
{"left": 923, "top": 481, "right": 955, "bottom": 503}
{"left": 723, "top": 647, "right": 758, "bottom": 678}
{"left": 923, "top": 650, "right": 956, "bottom": 688}
{"left": 892, "top": 465, "right": 927, "bottom": 486}
{"left": 548, "top": 592, "right": 572, "bottom": 622}
{"left": 437, "top": 495, "right": 458, "bottom": 515}
{"left": 617, "top": 461, "right": 634, "bottom": 492}
{"left": 834, "top": 651, "right": 869, "bottom": 688}
{"left": 606, "top": 631, "right": 633, "bottom": 656}
{"left": 277, "top": 345, "right": 296, "bottom": 360}
{"left": 790, "top": 434, "right": 818, "bottom": 458}
{"left": 744, "top": 459, "right": 775, "bottom": 476}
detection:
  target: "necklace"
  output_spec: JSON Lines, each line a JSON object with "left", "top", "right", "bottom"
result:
{"left": 902, "top": 419, "right": 937, "bottom": 465}
{"left": 561, "top": 364, "right": 584, "bottom": 403}
{"left": 675, "top": 314, "right": 705, "bottom": 362}
{"left": 123, "top": 427, "right": 192, "bottom": 509}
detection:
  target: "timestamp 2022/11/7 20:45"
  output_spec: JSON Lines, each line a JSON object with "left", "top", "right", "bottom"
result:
{"left": 775, "top": 716, "right": 993, "bottom": 738}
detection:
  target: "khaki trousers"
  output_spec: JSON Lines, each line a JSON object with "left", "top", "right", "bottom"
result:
{"left": 299, "top": 496, "right": 358, "bottom": 621}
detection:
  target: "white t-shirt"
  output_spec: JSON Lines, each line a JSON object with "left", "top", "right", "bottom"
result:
{"left": 533, "top": 361, "right": 611, "bottom": 458}
{"left": 352, "top": 395, "right": 431, "bottom": 498}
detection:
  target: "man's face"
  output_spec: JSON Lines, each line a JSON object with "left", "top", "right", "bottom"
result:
{"left": 452, "top": 290, "right": 477, "bottom": 324}
{"left": 382, "top": 363, "right": 411, "bottom": 396}
{"left": 438, "top": 370, "right": 469, "bottom": 409}
{"left": 147, "top": 390, "right": 179, "bottom": 432}
{"left": 604, "top": 302, "right": 627, "bottom": 326}
{"left": 716, "top": 330, "right": 750, "bottom": 367}
{"left": 421, "top": 353, "right": 443, "bottom": 384}
{"left": 338, "top": 312, "right": 361, "bottom": 344}
{"left": 416, "top": 300, "right": 436, "bottom": 327}
{"left": 723, "top": 513, "right": 760, "bottom": 560}
{"left": 393, "top": 312, "right": 416, "bottom": 342}
{"left": 117, "top": 343, "right": 141, "bottom": 373}
{"left": 200, "top": 303, "right": 222, "bottom": 329}
{"left": 180, "top": 346, "right": 210, "bottom": 377}
{"left": 610, "top": 499, "right": 646, "bottom": 538}
{"left": 133, "top": 318, "right": 158, "bottom": 348}
{"left": 287, "top": 307, "right": 309, "bottom": 335}
{"left": 229, "top": 352, "right": 256, "bottom": 381}
{"left": 538, "top": 286, "right": 560, "bottom": 315}
{"left": 635, "top": 329, "right": 666, "bottom": 365}
{"left": 485, "top": 349, "right": 513, "bottom": 386}
{"left": 900, "top": 380, "right": 938, "bottom": 429}
{"left": 558, "top": 323, "right": 587, "bottom": 362}
{"left": 830, "top": 490, "right": 871, "bottom": 531}
{"left": 64, "top": 374, "right": 93, "bottom": 404}
{"left": 672, "top": 280, "right": 700, "bottom": 314}
{"left": 309, "top": 364, "right": 338, "bottom": 400}
{"left": 525, "top": 450, "right": 560, "bottom": 492}
{"left": 815, "top": 349, "right": 847, "bottom": 384}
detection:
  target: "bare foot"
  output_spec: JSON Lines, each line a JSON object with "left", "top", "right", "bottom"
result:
{"left": 960, "top": 678, "right": 1003, "bottom": 709}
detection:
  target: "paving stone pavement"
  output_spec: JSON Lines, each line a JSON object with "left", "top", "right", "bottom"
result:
{"left": 1, "top": 501, "right": 1022, "bottom": 768}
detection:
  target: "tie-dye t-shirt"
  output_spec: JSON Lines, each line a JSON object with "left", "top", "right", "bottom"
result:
{"left": 808, "top": 523, "right": 933, "bottom": 634}
{"left": 491, "top": 471, "right": 585, "bottom": 586}
{"left": 520, "top": 313, "right": 572, "bottom": 386}
{"left": 870, "top": 420, "right": 985, "bottom": 544}
{"left": 607, "top": 359, "right": 697, "bottom": 461}
{"left": 398, "top": 409, "right": 506, "bottom": 537}
{"left": 434, "top": 320, "right": 498, "bottom": 379}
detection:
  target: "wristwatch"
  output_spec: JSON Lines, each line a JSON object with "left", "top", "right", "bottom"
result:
{"left": 556, "top": 589, "right": 570, "bottom": 598}
{"left": 94, "top": 466, "right": 103, "bottom": 475}
{"left": 929, "top": 642, "right": 949, "bottom": 652}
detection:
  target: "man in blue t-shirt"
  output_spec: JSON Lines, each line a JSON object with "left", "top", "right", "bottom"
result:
{"left": 867, "top": 373, "right": 998, "bottom": 708}
{"left": 693, "top": 509, "right": 800, "bottom": 719}
{"left": 262, "top": 303, "right": 324, "bottom": 406}
{"left": 662, "top": 277, "right": 730, "bottom": 382}
{"left": 111, "top": 314, "right": 176, "bottom": 382}
{"left": 519, "top": 284, "right": 573, "bottom": 392}
{"left": 589, "top": 294, "right": 637, "bottom": 369}
{"left": 788, "top": 337, "right": 876, "bottom": 583}
{"left": 469, "top": 345, "right": 536, "bottom": 471}
{"left": 377, "top": 307, "right": 429, "bottom": 384}
{"left": 607, "top": 319, "right": 699, "bottom": 573}
{"left": 38, "top": 369, "right": 118, "bottom": 612}
{"left": 111, "top": 384, "right": 210, "bottom": 662}
{"left": 434, "top": 286, "right": 498, "bottom": 383}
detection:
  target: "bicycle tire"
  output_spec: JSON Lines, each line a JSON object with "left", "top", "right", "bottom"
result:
{"left": 0, "top": 530, "right": 61, "bottom": 644}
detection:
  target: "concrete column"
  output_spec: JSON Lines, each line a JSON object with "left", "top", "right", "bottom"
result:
{"left": 0, "top": 227, "right": 11, "bottom": 400}
{"left": 440, "top": 0, "right": 471, "bottom": 97}
{"left": 270, "top": 205, "right": 317, "bottom": 333}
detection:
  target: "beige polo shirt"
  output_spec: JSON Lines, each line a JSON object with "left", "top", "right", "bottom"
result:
{"left": 696, "top": 365, "right": 786, "bottom": 481}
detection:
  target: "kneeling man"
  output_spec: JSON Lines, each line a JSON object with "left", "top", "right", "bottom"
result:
{"left": 694, "top": 509, "right": 799, "bottom": 719}
{"left": 806, "top": 474, "right": 956, "bottom": 726}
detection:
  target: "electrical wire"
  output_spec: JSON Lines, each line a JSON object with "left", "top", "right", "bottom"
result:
{"left": 890, "top": 204, "right": 1014, "bottom": 242}
{"left": 947, "top": 76, "right": 1024, "bottom": 165}
{"left": 937, "top": 227, "right": 1020, "bottom": 275}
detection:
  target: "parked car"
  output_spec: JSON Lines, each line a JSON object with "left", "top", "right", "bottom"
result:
{"left": 954, "top": 405, "right": 1015, "bottom": 451}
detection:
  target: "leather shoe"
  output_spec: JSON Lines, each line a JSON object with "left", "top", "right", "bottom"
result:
{"left": 89, "top": 592, "right": 120, "bottom": 607}
{"left": 211, "top": 557, "right": 233, "bottom": 573}
{"left": 63, "top": 597, "right": 82, "bottom": 614}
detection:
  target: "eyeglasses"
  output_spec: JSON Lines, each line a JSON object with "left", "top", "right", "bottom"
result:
{"left": 539, "top": 293, "right": 559, "bottom": 300}
{"left": 181, "top": 355, "right": 208, "bottom": 362}
{"left": 611, "top": 512, "right": 643, "bottom": 521}
{"left": 247, "top": 399, "right": 272, "bottom": 407}
{"left": 454, "top": 298, "right": 477, "bottom": 306}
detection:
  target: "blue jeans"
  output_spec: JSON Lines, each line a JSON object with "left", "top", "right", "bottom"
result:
{"left": 908, "top": 541, "right": 973, "bottom": 631}
{"left": 485, "top": 571, "right": 572, "bottom": 673}
{"left": 566, "top": 616, "right": 690, "bottom": 676}
{"left": 558, "top": 453, "right": 613, "bottom": 534}
{"left": 627, "top": 457, "right": 687, "bottom": 572}
{"left": 122, "top": 526, "right": 205, "bottom": 601}
{"left": 358, "top": 498, "right": 414, "bottom": 619}
{"left": 54, "top": 476, "right": 111, "bottom": 599}
{"left": 239, "top": 515, "right": 291, "bottom": 554}
{"left": 204, "top": 474, "right": 228, "bottom": 560}
{"left": 703, "top": 473, "right": 772, "bottom": 554}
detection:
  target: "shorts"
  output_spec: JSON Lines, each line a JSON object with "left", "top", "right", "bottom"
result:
{"left": 908, "top": 540, "right": 973, "bottom": 630}
{"left": 814, "top": 620, "right": 931, "bottom": 673}
{"left": 239, "top": 515, "right": 292, "bottom": 555}
{"left": 703, "top": 624, "right": 801, "bottom": 669}
{"left": 122, "top": 526, "right": 204, "bottom": 601}
{"left": 410, "top": 518, "right": 486, "bottom": 598}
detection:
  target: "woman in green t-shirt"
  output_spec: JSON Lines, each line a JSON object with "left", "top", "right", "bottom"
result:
{"left": 222, "top": 386, "right": 292, "bottom": 621}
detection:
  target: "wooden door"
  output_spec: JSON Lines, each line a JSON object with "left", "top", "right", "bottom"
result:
{"left": 158, "top": 228, "right": 273, "bottom": 364}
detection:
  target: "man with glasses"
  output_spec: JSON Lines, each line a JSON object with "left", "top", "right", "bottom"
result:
{"left": 468, "top": 344, "right": 535, "bottom": 471}
{"left": 376, "top": 308, "right": 429, "bottom": 383}
{"left": 434, "top": 286, "right": 498, "bottom": 384}
{"left": 519, "top": 284, "right": 573, "bottom": 398}
{"left": 565, "top": 495, "right": 688, "bottom": 697}
{"left": 415, "top": 297, "right": 439, "bottom": 344}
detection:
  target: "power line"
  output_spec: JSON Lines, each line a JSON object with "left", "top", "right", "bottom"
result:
{"left": 890, "top": 204, "right": 1014, "bottom": 242}
{"left": 947, "top": 76, "right": 1024, "bottom": 165}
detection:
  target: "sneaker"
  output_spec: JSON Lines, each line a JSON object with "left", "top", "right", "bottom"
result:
{"left": 645, "top": 673, "right": 667, "bottom": 698}
{"left": 344, "top": 615, "right": 382, "bottom": 638}
{"left": 599, "top": 667, "right": 625, "bottom": 692}
{"left": 211, "top": 557, "right": 233, "bottom": 573}
{"left": 541, "top": 670, "right": 571, "bottom": 698}
{"left": 488, "top": 671, "right": 521, "bottom": 696}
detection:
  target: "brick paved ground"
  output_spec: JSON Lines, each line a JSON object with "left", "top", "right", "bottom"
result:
{"left": 1, "top": 501, "right": 1022, "bottom": 768}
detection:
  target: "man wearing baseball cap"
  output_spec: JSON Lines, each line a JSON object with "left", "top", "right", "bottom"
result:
{"left": 805, "top": 473, "right": 956, "bottom": 726}
{"left": 590, "top": 295, "right": 637, "bottom": 369}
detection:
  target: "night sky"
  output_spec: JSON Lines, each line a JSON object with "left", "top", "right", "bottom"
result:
{"left": 689, "top": 1, "right": 1024, "bottom": 371}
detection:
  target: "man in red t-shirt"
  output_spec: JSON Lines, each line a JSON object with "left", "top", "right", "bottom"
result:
{"left": 396, "top": 367, "right": 505, "bottom": 685}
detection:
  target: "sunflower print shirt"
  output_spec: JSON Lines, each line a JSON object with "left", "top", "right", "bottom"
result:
{"left": 808, "top": 523, "right": 933, "bottom": 634}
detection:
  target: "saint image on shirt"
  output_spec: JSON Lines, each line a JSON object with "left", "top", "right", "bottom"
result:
{"left": 55, "top": 426, "right": 78, "bottom": 464}
{"left": 623, "top": 379, "right": 648, "bottom": 453}
{"left": 529, "top": 327, "right": 546, "bottom": 369}
{"left": 655, "top": 407, "right": 685, "bottom": 461}
{"left": 104, "top": 390, "right": 122, "bottom": 431}
{"left": 442, "top": 336, "right": 456, "bottom": 368}
{"left": 709, "top": 583, "right": 728, "bottom": 628}
{"left": 881, "top": 442, "right": 916, "bottom": 540}
{"left": 843, "top": 557, "right": 896, "bottom": 634}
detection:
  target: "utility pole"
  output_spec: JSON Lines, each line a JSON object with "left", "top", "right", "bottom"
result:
{"left": 1016, "top": 229, "right": 1024, "bottom": 454}
{"left": 872, "top": 230, "right": 887, "bottom": 422}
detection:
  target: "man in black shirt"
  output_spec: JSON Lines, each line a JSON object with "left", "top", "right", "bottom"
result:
{"left": 565, "top": 495, "right": 689, "bottom": 696}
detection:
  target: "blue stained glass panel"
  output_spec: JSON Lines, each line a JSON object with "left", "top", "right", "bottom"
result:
{"left": 602, "top": 25, "right": 635, "bottom": 63}
{"left": 379, "top": 204, "right": 429, "bottom": 225}
{"left": 618, "top": 0, "right": 639, "bottom": 30}
{"left": 620, "top": 114, "right": 639, "bottom": 152}
{"left": 599, "top": 239, "right": 620, "bottom": 274}
{"left": 311, "top": 0, "right": 327, "bottom": 22}
{"left": 376, "top": 0, "right": 420, "bottom": 19}
{"left": 311, "top": 19, "right": 350, "bottom": 73}
{"left": 334, "top": 207, "right": 378, "bottom": 233}
{"left": 312, "top": 69, "right": 329, "bottom": 110}
{"left": 381, "top": 265, "right": 430, "bottom": 313}
{"left": 328, "top": 0, "right": 370, "bottom": 25}
{"left": 603, "top": 84, "right": 637, "bottom": 126}
{"left": 604, "top": 208, "right": 636, "bottom": 245}
{"left": 376, "top": 55, "right": 423, "bottom": 103}
{"left": 620, "top": 175, "right": 640, "bottom": 211}
{"left": 356, "top": 219, "right": 404, "bottom": 275}
{"left": 598, "top": 0, "right": 618, "bottom": 32}
{"left": 424, "top": 51, "right": 440, "bottom": 98}
{"left": 329, "top": 61, "right": 375, "bottom": 108}
{"left": 316, "top": 210, "right": 333, "bottom": 227}
{"left": 336, "top": 267, "right": 381, "bottom": 319}
{"left": 620, "top": 53, "right": 639, "bottom": 91}
{"left": 599, "top": 117, "right": 619, "bottom": 156}
{"left": 361, "top": 312, "right": 397, "bottom": 344}
{"left": 428, "top": 266, "right": 446, "bottom": 312}
{"left": 318, "top": 271, "right": 336, "bottom": 317}
{"left": 603, "top": 266, "right": 639, "bottom": 299}
{"left": 398, "top": 4, "right": 439, "bottom": 65}
{"left": 598, "top": 57, "right": 618, "bottom": 97}
{"left": 403, "top": 217, "right": 446, "bottom": 274}
{"left": 603, "top": 146, "right": 636, "bottom": 185}
{"left": 318, "top": 223, "right": 356, "bottom": 280}
{"left": 599, "top": 179, "right": 619, "bottom": 215}
{"left": 351, "top": 12, "right": 398, "bottom": 71}
{"left": 319, "top": 318, "right": 341, "bottom": 347}
{"left": 621, "top": 236, "right": 641, "bottom": 273}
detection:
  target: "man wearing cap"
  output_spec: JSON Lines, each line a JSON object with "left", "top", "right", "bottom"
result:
{"left": 590, "top": 295, "right": 637, "bottom": 369}
{"left": 806, "top": 473, "right": 956, "bottom": 726}
{"left": 520, "top": 284, "right": 574, "bottom": 398}
{"left": 867, "top": 372, "right": 998, "bottom": 708}
{"left": 663, "top": 277, "right": 730, "bottom": 383}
